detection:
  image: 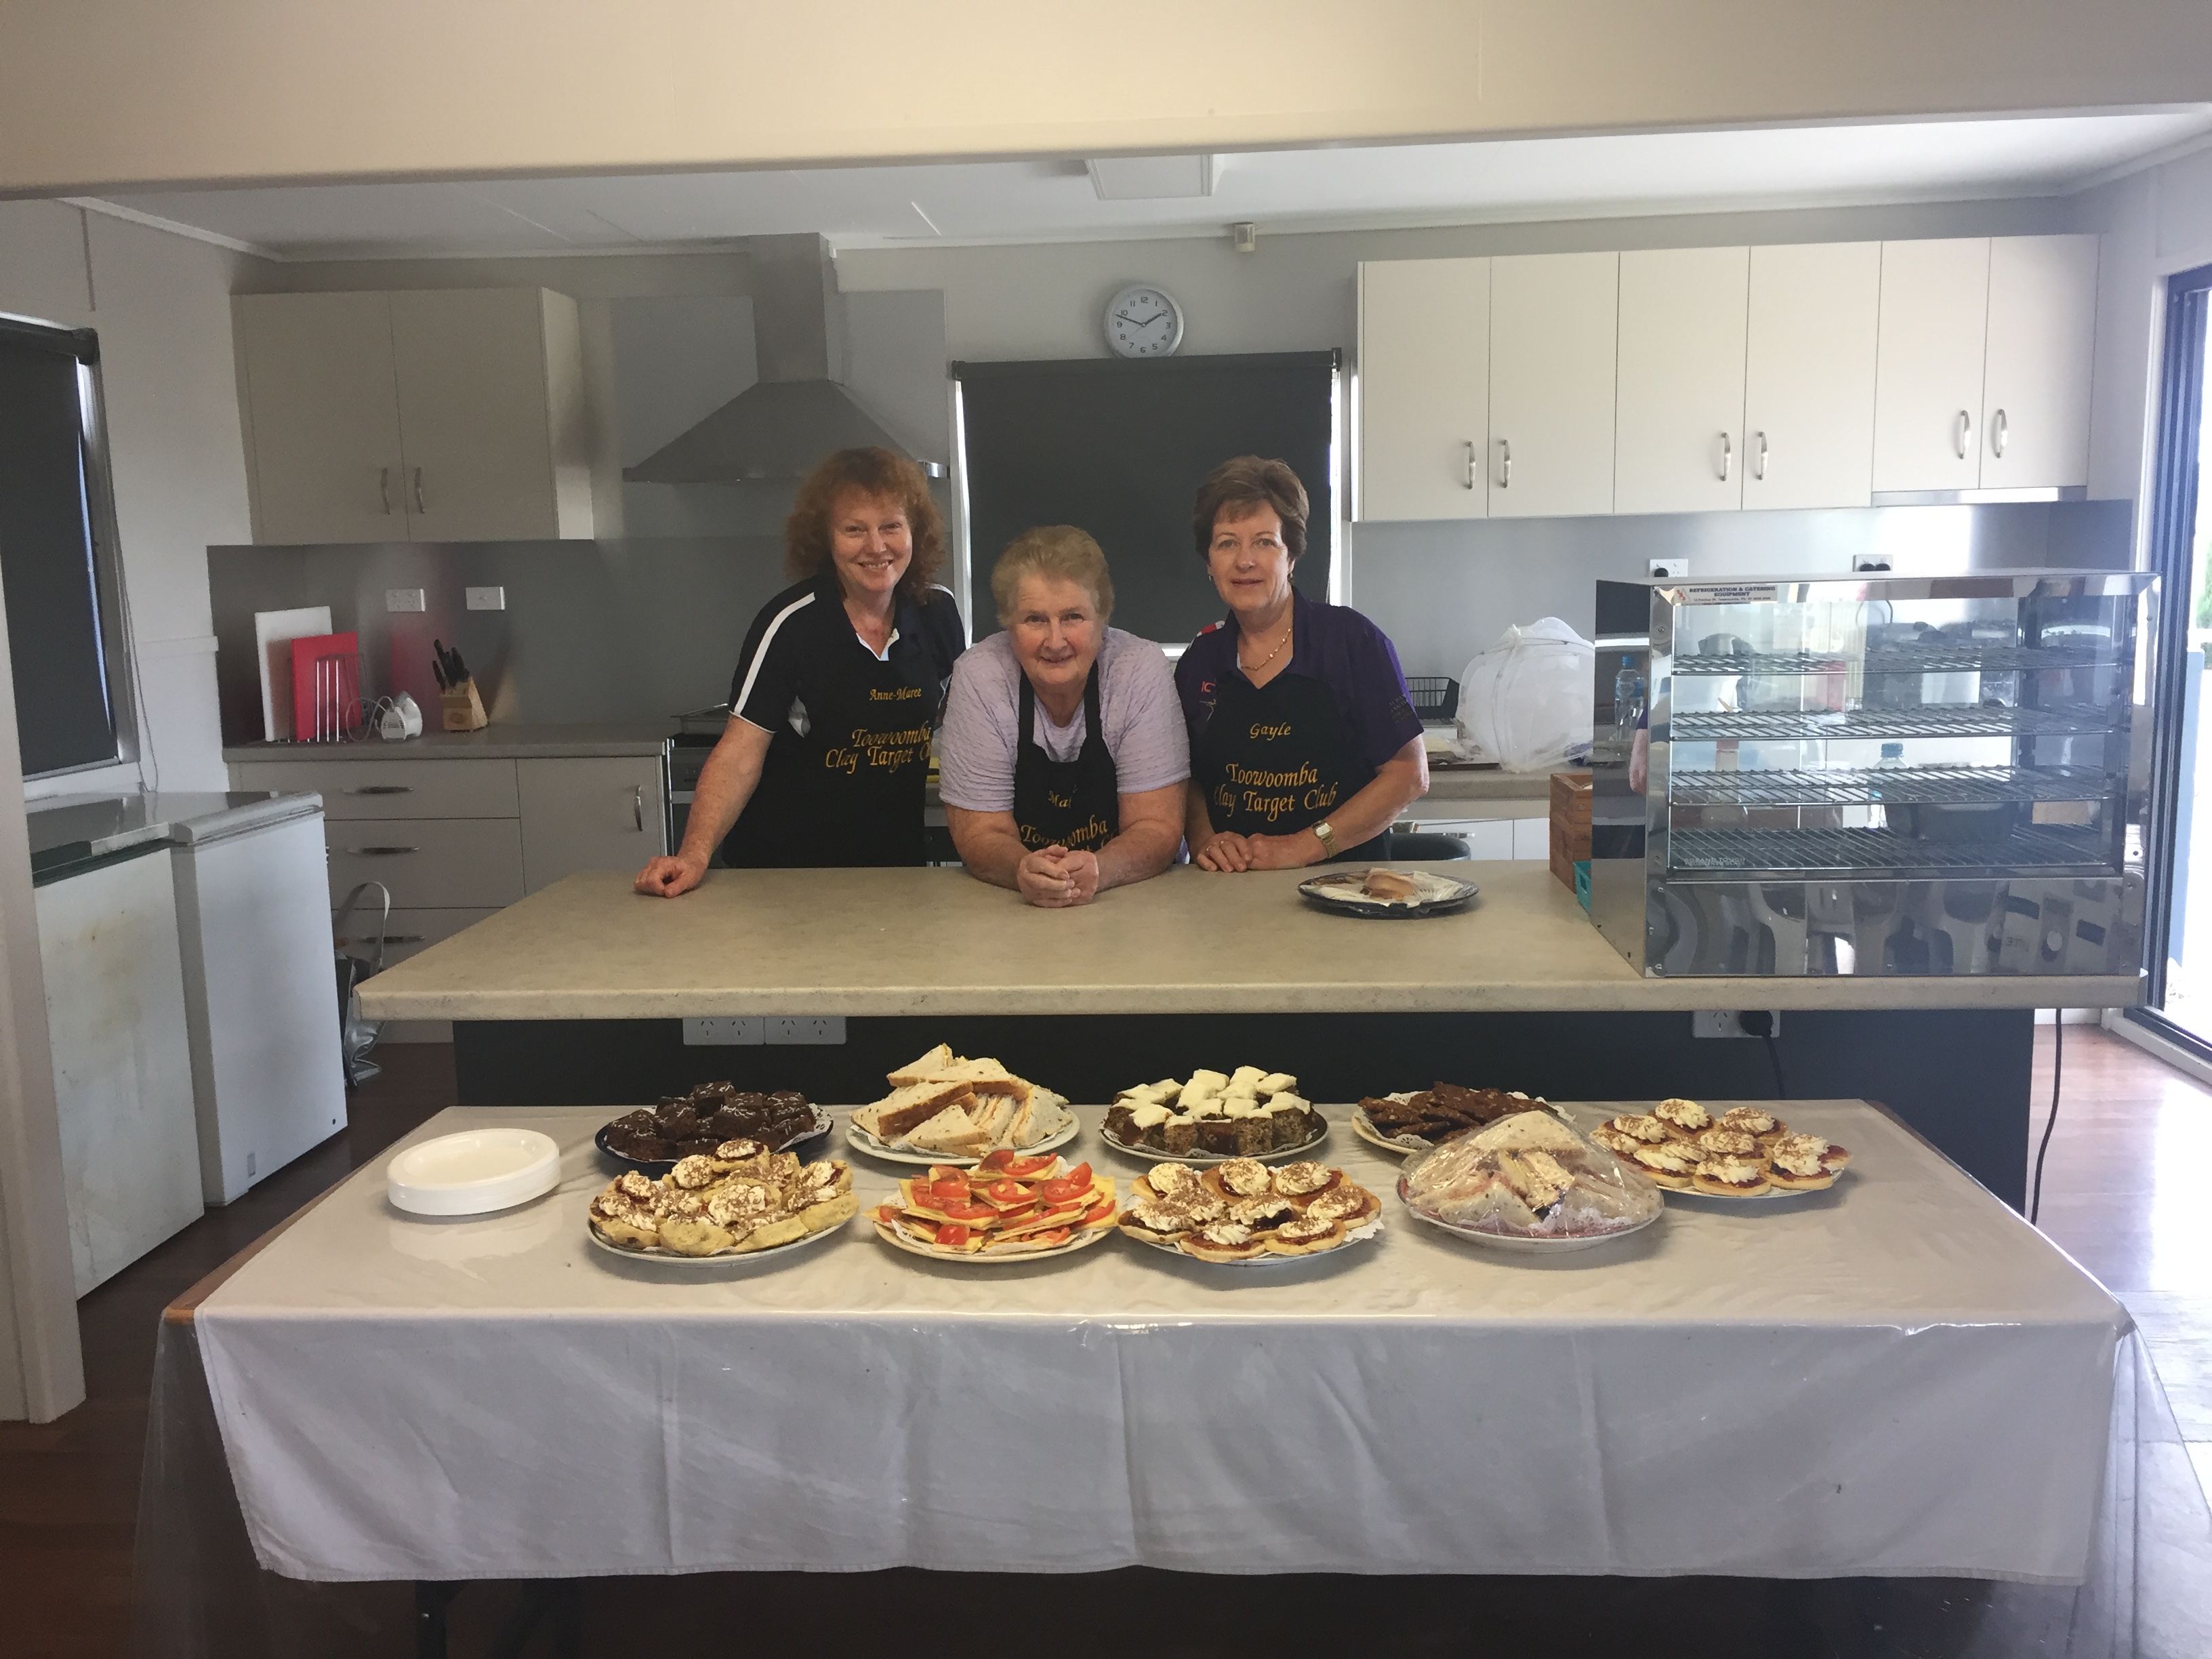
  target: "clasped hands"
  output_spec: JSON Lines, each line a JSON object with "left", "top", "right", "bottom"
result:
{"left": 1192, "top": 829, "right": 1321, "bottom": 873}
{"left": 1017, "top": 844, "right": 1101, "bottom": 907}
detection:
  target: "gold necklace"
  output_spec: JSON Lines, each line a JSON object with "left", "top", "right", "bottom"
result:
{"left": 1240, "top": 614, "right": 1292, "bottom": 674}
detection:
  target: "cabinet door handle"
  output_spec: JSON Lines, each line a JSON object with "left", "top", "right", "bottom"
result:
{"left": 378, "top": 467, "right": 392, "bottom": 515}
{"left": 411, "top": 468, "right": 426, "bottom": 514}
{"left": 632, "top": 785, "right": 644, "bottom": 832}
{"left": 1991, "top": 408, "right": 2009, "bottom": 459}
{"left": 1753, "top": 430, "right": 1768, "bottom": 480}
{"left": 373, "top": 934, "right": 426, "bottom": 946}
{"left": 346, "top": 784, "right": 413, "bottom": 795}
{"left": 1717, "top": 430, "right": 1733, "bottom": 482}
{"left": 1496, "top": 438, "right": 1511, "bottom": 489}
{"left": 344, "top": 846, "right": 418, "bottom": 856}
{"left": 1954, "top": 409, "right": 1971, "bottom": 459}
{"left": 1462, "top": 440, "right": 1476, "bottom": 490}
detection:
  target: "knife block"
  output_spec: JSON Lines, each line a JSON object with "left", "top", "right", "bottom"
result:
{"left": 440, "top": 678, "right": 488, "bottom": 732}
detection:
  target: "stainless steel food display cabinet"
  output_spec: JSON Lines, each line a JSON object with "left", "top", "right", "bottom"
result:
{"left": 1589, "top": 571, "right": 2156, "bottom": 978}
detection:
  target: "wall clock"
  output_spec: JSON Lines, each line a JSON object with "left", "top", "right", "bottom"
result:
{"left": 1104, "top": 284, "right": 1185, "bottom": 359}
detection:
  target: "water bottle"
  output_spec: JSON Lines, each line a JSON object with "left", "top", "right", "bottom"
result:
{"left": 1614, "top": 656, "right": 1639, "bottom": 747}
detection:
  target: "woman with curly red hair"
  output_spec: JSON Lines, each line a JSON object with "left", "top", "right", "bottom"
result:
{"left": 636, "top": 449, "right": 965, "bottom": 892}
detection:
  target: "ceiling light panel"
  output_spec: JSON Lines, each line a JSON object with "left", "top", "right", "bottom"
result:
{"left": 1086, "top": 155, "right": 1216, "bottom": 200}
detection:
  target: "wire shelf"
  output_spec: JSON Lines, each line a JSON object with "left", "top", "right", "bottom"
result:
{"left": 1669, "top": 704, "right": 2116, "bottom": 741}
{"left": 1668, "top": 764, "right": 2112, "bottom": 808}
{"left": 1673, "top": 643, "right": 2112, "bottom": 676}
{"left": 1668, "top": 823, "right": 2113, "bottom": 875}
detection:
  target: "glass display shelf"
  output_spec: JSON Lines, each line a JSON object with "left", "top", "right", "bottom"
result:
{"left": 1668, "top": 822, "right": 2114, "bottom": 876}
{"left": 1673, "top": 642, "right": 2110, "bottom": 676}
{"left": 1668, "top": 764, "right": 2112, "bottom": 808}
{"left": 1670, "top": 703, "right": 2118, "bottom": 742}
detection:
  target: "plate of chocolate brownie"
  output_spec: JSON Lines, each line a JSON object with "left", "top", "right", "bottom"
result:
{"left": 1353, "top": 1083, "right": 1570, "bottom": 1155}
{"left": 596, "top": 1082, "right": 831, "bottom": 1177}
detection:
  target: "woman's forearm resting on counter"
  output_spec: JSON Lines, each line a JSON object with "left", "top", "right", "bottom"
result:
{"left": 1187, "top": 738, "right": 1429, "bottom": 872}
{"left": 635, "top": 718, "right": 773, "bottom": 897}
{"left": 947, "top": 783, "right": 1183, "bottom": 907}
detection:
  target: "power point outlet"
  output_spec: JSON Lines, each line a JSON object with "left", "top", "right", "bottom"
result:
{"left": 1693, "top": 1010, "right": 1782, "bottom": 1039}
{"left": 385, "top": 588, "right": 426, "bottom": 613}
{"left": 1648, "top": 558, "right": 1689, "bottom": 579}
{"left": 466, "top": 586, "right": 506, "bottom": 611}
{"left": 682, "top": 1015, "right": 764, "bottom": 1046}
{"left": 766, "top": 1015, "right": 846, "bottom": 1046}
{"left": 1853, "top": 556, "right": 1894, "bottom": 573}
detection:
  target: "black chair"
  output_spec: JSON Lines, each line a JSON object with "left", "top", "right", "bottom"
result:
{"left": 1388, "top": 831, "right": 1472, "bottom": 861}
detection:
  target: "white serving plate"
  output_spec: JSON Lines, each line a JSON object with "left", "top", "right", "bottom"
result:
{"left": 1120, "top": 1215, "right": 1382, "bottom": 1265}
{"left": 844, "top": 1101, "right": 1078, "bottom": 1166}
{"left": 1658, "top": 1170, "right": 1849, "bottom": 1204}
{"left": 869, "top": 1215, "right": 1115, "bottom": 1265}
{"left": 1397, "top": 1195, "right": 1662, "bottom": 1254}
{"left": 586, "top": 1209, "right": 852, "bottom": 1267}
{"left": 387, "top": 1128, "right": 560, "bottom": 1216}
{"left": 1098, "top": 1115, "right": 1328, "bottom": 1166}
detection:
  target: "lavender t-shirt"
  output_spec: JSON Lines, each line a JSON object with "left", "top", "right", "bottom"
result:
{"left": 937, "top": 628, "right": 1191, "bottom": 814}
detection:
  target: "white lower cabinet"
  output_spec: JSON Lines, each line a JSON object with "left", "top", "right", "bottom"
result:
{"left": 1397, "top": 815, "right": 1549, "bottom": 860}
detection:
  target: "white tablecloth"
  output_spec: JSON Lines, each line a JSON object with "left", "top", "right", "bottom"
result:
{"left": 194, "top": 1101, "right": 2127, "bottom": 1584}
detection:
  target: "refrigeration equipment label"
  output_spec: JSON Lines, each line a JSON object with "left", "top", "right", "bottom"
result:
{"left": 1675, "top": 583, "right": 1778, "bottom": 605}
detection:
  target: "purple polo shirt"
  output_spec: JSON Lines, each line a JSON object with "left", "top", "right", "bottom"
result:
{"left": 1174, "top": 589, "right": 1422, "bottom": 771}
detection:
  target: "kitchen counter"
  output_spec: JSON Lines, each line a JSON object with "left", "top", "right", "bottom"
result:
{"left": 357, "top": 861, "right": 2142, "bottom": 1021}
{"left": 1418, "top": 766, "right": 1557, "bottom": 805}
{"left": 222, "top": 722, "right": 672, "bottom": 762}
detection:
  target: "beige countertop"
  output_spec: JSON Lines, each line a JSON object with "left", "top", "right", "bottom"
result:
{"left": 225, "top": 723, "right": 672, "bottom": 762}
{"left": 357, "top": 861, "right": 2142, "bottom": 1021}
{"left": 1417, "top": 767, "right": 1559, "bottom": 806}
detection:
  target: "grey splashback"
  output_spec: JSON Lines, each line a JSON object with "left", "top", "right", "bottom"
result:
{"left": 1349, "top": 499, "right": 2134, "bottom": 680}
{"left": 208, "top": 499, "right": 2130, "bottom": 742}
{"left": 209, "top": 535, "right": 823, "bottom": 741}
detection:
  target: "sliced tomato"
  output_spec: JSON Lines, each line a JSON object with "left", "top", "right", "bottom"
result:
{"left": 872, "top": 1204, "right": 903, "bottom": 1226}
{"left": 1057, "top": 1162, "right": 1092, "bottom": 1189}
{"left": 940, "top": 1201, "right": 998, "bottom": 1223}
{"left": 1026, "top": 1227, "right": 1073, "bottom": 1248}
{"left": 935, "top": 1224, "right": 972, "bottom": 1250}
{"left": 977, "top": 1147, "right": 1017, "bottom": 1172}
{"left": 1081, "top": 1199, "right": 1115, "bottom": 1226}
{"left": 981, "top": 1178, "right": 1032, "bottom": 1206}
{"left": 1002, "top": 1154, "right": 1055, "bottom": 1179}
{"left": 926, "top": 1177, "right": 971, "bottom": 1204}
{"left": 1036, "top": 1176, "right": 1085, "bottom": 1205}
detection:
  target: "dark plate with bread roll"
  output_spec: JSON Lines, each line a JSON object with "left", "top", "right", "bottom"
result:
{"left": 1297, "top": 867, "right": 1478, "bottom": 918}
{"left": 596, "top": 1083, "right": 832, "bottom": 1176}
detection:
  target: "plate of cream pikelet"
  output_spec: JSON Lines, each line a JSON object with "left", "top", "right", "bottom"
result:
{"left": 1115, "top": 1157, "right": 1382, "bottom": 1264}
{"left": 1584, "top": 1099, "right": 1853, "bottom": 1202}
{"left": 584, "top": 1149, "right": 859, "bottom": 1265}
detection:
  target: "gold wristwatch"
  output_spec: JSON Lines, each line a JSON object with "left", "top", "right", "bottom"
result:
{"left": 1312, "top": 820, "right": 1338, "bottom": 856}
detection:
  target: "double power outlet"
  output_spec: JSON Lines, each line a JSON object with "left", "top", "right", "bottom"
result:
{"left": 681, "top": 1015, "right": 846, "bottom": 1046}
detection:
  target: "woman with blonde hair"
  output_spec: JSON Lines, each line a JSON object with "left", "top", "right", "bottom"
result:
{"left": 937, "top": 526, "right": 1188, "bottom": 907}
{"left": 636, "top": 448, "right": 965, "bottom": 893}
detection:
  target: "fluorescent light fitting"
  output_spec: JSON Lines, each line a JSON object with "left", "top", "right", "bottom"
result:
{"left": 1086, "top": 155, "right": 1216, "bottom": 200}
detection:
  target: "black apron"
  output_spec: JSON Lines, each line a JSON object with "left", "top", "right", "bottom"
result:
{"left": 722, "top": 630, "right": 940, "bottom": 869}
{"left": 1012, "top": 663, "right": 1119, "bottom": 854}
{"left": 1191, "top": 659, "right": 1388, "bottom": 863}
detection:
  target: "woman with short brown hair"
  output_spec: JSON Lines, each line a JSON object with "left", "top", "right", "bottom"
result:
{"left": 636, "top": 448, "right": 965, "bottom": 893}
{"left": 1175, "top": 455, "right": 1429, "bottom": 871}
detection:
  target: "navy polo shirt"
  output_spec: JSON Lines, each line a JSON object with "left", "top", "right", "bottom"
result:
{"left": 1174, "top": 589, "right": 1422, "bottom": 770}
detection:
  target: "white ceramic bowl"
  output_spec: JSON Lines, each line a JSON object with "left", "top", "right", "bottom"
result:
{"left": 388, "top": 1128, "right": 560, "bottom": 1216}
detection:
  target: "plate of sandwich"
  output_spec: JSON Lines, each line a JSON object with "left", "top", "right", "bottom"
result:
{"left": 846, "top": 1043, "right": 1079, "bottom": 1166}
{"left": 1298, "top": 866, "right": 1477, "bottom": 918}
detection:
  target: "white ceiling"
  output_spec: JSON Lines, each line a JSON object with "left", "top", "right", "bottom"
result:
{"left": 87, "top": 110, "right": 2212, "bottom": 262}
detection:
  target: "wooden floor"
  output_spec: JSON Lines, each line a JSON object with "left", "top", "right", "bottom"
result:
{"left": 1, "top": 1029, "right": 2205, "bottom": 1658}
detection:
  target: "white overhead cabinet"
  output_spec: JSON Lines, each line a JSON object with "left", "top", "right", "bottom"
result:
{"left": 1488, "top": 251, "right": 1619, "bottom": 518}
{"left": 1353, "top": 234, "right": 2095, "bottom": 520}
{"left": 1980, "top": 235, "right": 2100, "bottom": 491}
{"left": 1357, "top": 258, "right": 1489, "bottom": 521}
{"left": 1614, "top": 246, "right": 1749, "bottom": 515}
{"left": 1870, "top": 234, "right": 2097, "bottom": 496}
{"left": 235, "top": 287, "right": 596, "bottom": 544}
{"left": 1740, "top": 241, "right": 1882, "bottom": 510}
{"left": 1871, "top": 239, "right": 1993, "bottom": 495}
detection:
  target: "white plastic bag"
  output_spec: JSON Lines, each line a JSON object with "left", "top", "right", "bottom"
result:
{"left": 1454, "top": 617, "right": 1595, "bottom": 771}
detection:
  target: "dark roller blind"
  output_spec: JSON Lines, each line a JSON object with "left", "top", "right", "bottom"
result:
{"left": 955, "top": 352, "right": 1336, "bottom": 644}
{"left": 0, "top": 321, "right": 117, "bottom": 777}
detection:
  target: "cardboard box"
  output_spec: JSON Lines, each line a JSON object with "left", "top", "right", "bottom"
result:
{"left": 1549, "top": 771, "right": 1593, "bottom": 891}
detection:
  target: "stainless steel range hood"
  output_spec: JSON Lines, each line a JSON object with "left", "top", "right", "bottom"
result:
{"left": 624, "top": 234, "right": 943, "bottom": 483}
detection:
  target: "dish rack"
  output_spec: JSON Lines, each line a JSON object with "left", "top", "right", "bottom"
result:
{"left": 1587, "top": 572, "right": 2156, "bottom": 978}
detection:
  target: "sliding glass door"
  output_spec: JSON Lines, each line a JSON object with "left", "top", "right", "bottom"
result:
{"left": 2137, "top": 262, "right": 2212, "bottom": 1049}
